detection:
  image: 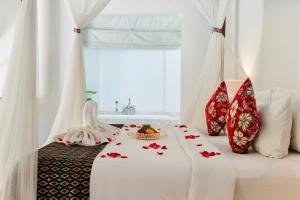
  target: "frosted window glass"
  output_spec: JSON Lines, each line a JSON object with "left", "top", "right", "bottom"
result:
{"left": 84, "top": 48, "right": 181, "bottom": 114}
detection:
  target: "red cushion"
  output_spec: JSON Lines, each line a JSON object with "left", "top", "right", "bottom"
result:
{"left": 226, "top": 78, "right": 259, "bottom": 154}
{"left": 205, "top": 81, "right": 230, "bottom": 136}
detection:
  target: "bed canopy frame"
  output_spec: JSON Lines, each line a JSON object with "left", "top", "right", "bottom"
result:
{"left": 0, "top": 0, "right": 247, "bottom": 199}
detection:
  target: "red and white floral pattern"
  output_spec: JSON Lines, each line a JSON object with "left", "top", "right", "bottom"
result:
{"left": 226, "top": 78, "right": 259, "bottom": 154}
{"left": 205, "top": 81, "right": 230, "bottom": 136}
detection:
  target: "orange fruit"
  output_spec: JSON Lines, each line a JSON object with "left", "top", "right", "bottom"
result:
{"left": 146, "top": 129, "right": 155, "bottom": 134}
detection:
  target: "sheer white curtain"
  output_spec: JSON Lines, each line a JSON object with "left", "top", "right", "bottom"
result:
{"left": 47, "top": 0, "right": 110, "bottom": 144}
{"left": 0, "top": 0, "right": 37, "bottom": 199}
{"left": 183, "top": 0, "right": 230, "bottom": 131}
{"left": 0, "top": 0, "right": 19, "bottom": 96}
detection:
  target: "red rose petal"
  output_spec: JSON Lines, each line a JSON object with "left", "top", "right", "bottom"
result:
{"left": 107, "top": 138, "right": 112, "bottom": 142}
{"left": 100, "top": 155, "right": 106, "bottom": 158}
{"left": 121, "top": 156, "right": 128, "bottom": 159}
{"left": 143, "top": 146, "right": 149, "bottom": 149}
{"left": 196, "top": 144, "right": 203, "bottom": 147}
{"left": 116, "top": 142, "right": 122, "bottom": 146}
{"left": 66, "top": 140, "right": 72, "bottom": 144}
{"left": 184, "top": 130, "right": 188, "bottom": 132}
{"left": 179, "top": 125, "right": 188, "bottom": 128}
{"left": 58, "top": 137, "right": 63, "bottom": 142}
{"left": 161, "top": 146, "right": 167, "bottom": 150}
{"left": 130, "top": 124, "right": 137, "bottom": 128}
{"left": 107, "top": 152, "right": 121, "bottom": 158}
{"left": 96, "top": 141, "right": 101, "bottom": 145}
{"left": 157, "top": 152, "right": 164, "bottom": 155}
{"left": 185, "top": 135, "right": 201, "bottom": 140}
{"left": 200, "top": 151, "right": 221, "bottom": 158}
{"left": 209, "top": 152, "right": 216, "bottom": 156}
{"left": 149, "top": 143, "right": 161, "bottom": 149}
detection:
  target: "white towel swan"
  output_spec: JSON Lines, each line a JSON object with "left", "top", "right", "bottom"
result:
{"left": 55, "top": 125, "right": 114, "bottom": 146}
{"left": 83, "top": 100, "right": 120, "bottom": 136}
{"left": 55, "top": 100, "right": 120, "bottom": 146}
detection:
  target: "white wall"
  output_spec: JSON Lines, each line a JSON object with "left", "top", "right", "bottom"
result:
{"left": 38, "top": 0, "right": 211, "bottom": 145}
{"left": 235, "top": 0, "right": 300, "bottom": 90}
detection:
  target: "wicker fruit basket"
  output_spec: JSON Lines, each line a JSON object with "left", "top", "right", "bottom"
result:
{"left": 135, "top": 124, "right": 160, "bottom": 140}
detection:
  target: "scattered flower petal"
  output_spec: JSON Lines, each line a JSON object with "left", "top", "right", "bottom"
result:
{"left": 116, "top": 142, "right": 122, "bottom": 146}
{"left": 149, "top": 143, "right": 161, "bottom": 149}
{"left": 96, "top": 141, "right": 101, "bottom": 145}
{"left": 130, "top": 124, "right": 137, "bottom": 128}
{"left": 107, "top": 138, "right": 112, "bottom": 142}
{"left": 157, "top": 152, "right": 164, "bottom": 155}
{"left": 143, "top": 146, "right": 149, "bottom": 149}
{"left": 161, "top": 146, "right": 168, "bottom": 150}
{"left": 200, "top": 151, "right": 221, "bottom": 158}
{"left": 196, "top": 144, "right": 203, "bottom": 147}
{"left": 107, "top": 152, "right": 121, "bottom": 158}
{"left": 179, "top": 125, "right": 188, "bottom": 128}
{"left": 120, "top": 156, "right": 128, "bottom": 159}
{"left": 100, "top": 155, "right": 106, "bottom": 158}
{"left": 185, "top": 135, "right": 201, "bottom": 139}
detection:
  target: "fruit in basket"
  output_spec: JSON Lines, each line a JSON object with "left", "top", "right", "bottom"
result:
{"left": 137, "top": 125, "right": 158, "bottom": 134}
{"left": 136, "top": 125, "right": 160, "bottom": 140}
{"left": 146, "top": 129, "right": 155, "bottom": 134}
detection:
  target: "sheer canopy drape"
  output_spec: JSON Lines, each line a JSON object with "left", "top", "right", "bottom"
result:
{"left": 0, "top": 0, "right": 19, "bottom": 96}
{"left": 47, "top": 0, "right": 110, "bottom": 144}
{"left": 0, "top": 0, "right": 37, "bottom": 199}
{"left": 183, "top": 0, "right": 230, "bottom": 131}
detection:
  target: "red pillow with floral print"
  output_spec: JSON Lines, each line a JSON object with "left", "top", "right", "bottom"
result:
{"left": 205, "top": 81, "right": 230, "bottom": 136}
{"left": 226, "top": 78, "right": 259, "bottom": 154}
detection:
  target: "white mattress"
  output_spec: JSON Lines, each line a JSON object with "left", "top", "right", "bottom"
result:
{"left": 204, "top": 135, "right": 300, "bottom": 200}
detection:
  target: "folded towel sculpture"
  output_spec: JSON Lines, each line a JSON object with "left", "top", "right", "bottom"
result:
{"left": 55, "top": 100, "right": 120, "bottom": 146}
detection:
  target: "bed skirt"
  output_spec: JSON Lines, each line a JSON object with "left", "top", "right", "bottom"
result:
{"left": 37, "top": 142, "right": 107, "bottom": 200}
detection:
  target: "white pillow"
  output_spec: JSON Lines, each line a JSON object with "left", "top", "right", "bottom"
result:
{"left": 290, "top": 91, "right": 300, "bottom": 152}
{"left": 254, "top": 89, "right": 292, "bottom": 158}
{"left": 255, "top": 89, "right": 272, "bottom": 103}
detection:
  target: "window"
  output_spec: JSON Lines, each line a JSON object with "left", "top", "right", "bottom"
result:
{"left": 84, "top": 48, "right": 181, "bottom": 118}
{"left": 83, "top": 15, "right": 182, "bottom": 122}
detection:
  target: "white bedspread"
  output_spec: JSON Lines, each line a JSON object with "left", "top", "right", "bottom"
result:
{"left": 90, "top": 125, "right": 236, "bottom": 200}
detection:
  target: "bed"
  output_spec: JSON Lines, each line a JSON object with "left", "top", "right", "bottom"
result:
{"left": 90, "top": 125, "right": 235, "bottom": 200}
{"left": 203, "top": 134, "right": 300, "bottom": 200}
{"left": 37, "top": 125, "right": 300, "bottom": 200}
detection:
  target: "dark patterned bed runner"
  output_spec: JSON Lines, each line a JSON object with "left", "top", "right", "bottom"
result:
{"left": 37, "top": 142, "right": 107, "bottom": 200}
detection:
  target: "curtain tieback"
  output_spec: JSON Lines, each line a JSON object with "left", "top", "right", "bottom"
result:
{"left": 212, "top": 27, "right": 223, "bottom": 34}
{"left": 73, "top": 28, "right": 81, "bottom": 33}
